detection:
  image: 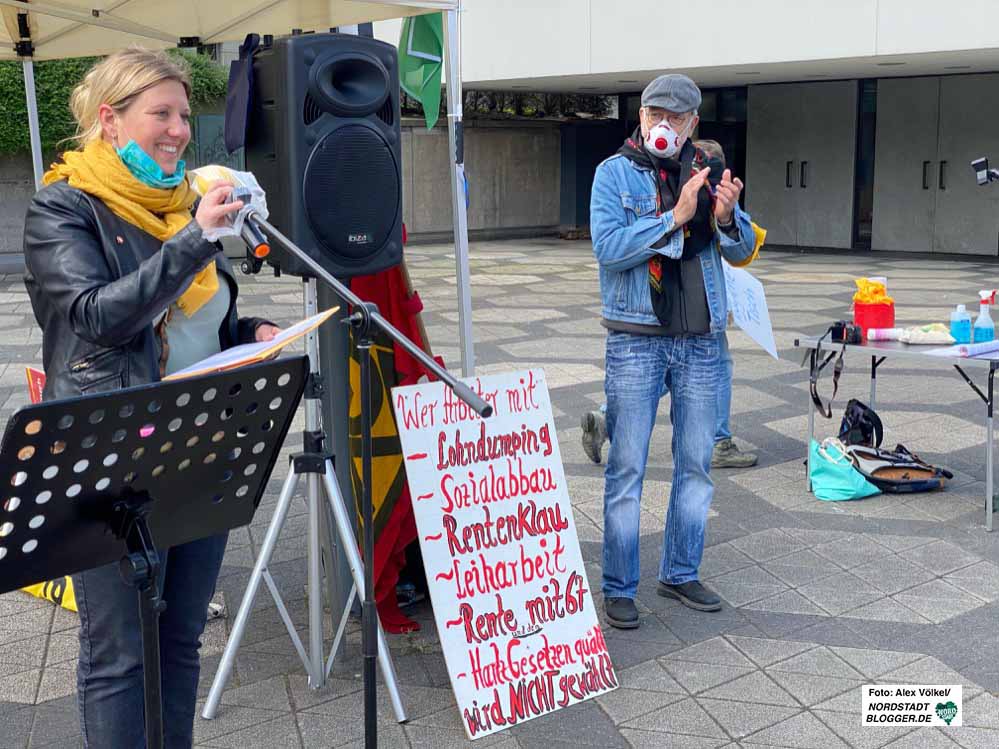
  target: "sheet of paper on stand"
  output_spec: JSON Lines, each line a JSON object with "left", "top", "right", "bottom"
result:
{"left": 722, "top": 263, "right": 779, "bottom": 359}
{"left": 163, "top": 307, "right": 339, "bottom": 380}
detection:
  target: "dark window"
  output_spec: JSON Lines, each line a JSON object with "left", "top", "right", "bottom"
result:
{"left": 697, "top": 87, "right": 748, "bottom": 205}
{"left": 852, "top": 79, "right": 877, "bottom": 249}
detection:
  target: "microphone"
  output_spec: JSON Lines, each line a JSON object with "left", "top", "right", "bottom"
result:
{"left": 240, "top": 212, "right": 270, "bottom": 259}
{"left": 230, "top": 187, "right": 270, "bottom": 259}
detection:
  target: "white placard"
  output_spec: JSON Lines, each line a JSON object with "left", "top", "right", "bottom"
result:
{"left": 392, "top": 369, "right": 618, "bottom": 740}
{"left": 722, "top": 263, "right": 779, "bottom": 359}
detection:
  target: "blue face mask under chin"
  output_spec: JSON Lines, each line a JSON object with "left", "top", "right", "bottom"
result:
{"left": 115, "top": 139, "right": 186, "bottom": 189}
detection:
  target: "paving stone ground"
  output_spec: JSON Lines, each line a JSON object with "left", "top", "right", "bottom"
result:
{"left": 2, "top": 239, "right": 999, "bottom": 747}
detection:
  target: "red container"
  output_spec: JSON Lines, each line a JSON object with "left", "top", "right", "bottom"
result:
{"left": 854, "top": 302, "right": 895, "bottom": 338}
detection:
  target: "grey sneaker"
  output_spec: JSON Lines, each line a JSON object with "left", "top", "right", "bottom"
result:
{"left": 581, "top": 410, "right": 608, "bottom": 464}
{"left": 712, "top": 438, "right": 758, "bottom": 469}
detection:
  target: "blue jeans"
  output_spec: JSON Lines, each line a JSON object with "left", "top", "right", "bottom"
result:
{"left": 73, "top": 532, "right": 228, "bottom": 748}
{"left": 602, "top": 331, "right": 721, "bottom": 598}
{"left": 599, "top": 331, "right": 733, "bottom": 444}
{"left": 715, "top": 334, "right": 733, "bottom": 442}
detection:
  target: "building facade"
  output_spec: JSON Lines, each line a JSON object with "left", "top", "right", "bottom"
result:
{"left": 411, "top": 0, "right": 999, "bottom": 255}
{"left": 3, "top": 2, "right": 998, "bottom": 260}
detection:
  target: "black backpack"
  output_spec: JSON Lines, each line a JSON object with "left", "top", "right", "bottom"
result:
{"left": 839, "top": 400, "right": 953, "bottom": 493}
{"left": 838, "top": 399, "right": 883, "bottom": 448}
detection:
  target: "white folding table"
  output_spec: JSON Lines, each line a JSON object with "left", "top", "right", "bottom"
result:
{"left": 794, "top": 336, "right": 999, "bottom": 531}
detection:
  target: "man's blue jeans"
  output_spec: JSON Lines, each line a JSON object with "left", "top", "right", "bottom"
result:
{"left": 598, "top": 332, "right": 732, "bottom": 444}
{"left": 72, "top": 532, "right": 228, "bottom": 748}
{"left": 602, "top": 330, "right": 720, "bottom": 599}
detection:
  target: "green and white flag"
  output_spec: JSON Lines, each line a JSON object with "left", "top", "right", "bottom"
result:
{"left": 398, "top": 12, "right": 443, "bottom": 129}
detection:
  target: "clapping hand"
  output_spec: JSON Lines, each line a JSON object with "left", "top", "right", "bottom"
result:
{"left": 713, "top": 169, "right": 743, "bottom": 225}
{"left": 674, "top": 167, "right": 711, "bottom": 225}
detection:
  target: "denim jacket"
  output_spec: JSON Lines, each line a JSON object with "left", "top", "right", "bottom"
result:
{"left": 590, "top": 152, "right": 755, "bottom": 332}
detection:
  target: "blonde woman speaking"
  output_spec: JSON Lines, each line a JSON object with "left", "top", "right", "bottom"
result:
{"left": 23, "top": 47, "right": 278, "bottom": 747}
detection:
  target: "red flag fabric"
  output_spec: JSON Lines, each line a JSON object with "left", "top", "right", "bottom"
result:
{"left": 349, "top": 263, "right": 441, "bottom": 633}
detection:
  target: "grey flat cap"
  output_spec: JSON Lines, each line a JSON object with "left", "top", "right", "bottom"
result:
{"left": 641, "top": 74, "right": 701, "bottom": 113}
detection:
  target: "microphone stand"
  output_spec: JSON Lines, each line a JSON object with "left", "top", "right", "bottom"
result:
{"left": 247, "top": 211, "right": 492, "bottom": 748}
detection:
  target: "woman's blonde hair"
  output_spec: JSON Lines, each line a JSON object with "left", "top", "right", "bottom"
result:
{"left": 67, "top": 46, "right": 192, "bottom": 148}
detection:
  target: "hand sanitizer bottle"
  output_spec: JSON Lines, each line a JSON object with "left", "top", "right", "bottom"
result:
{"left": 951, "top": 304, "right": 972, "bottom": 344}
{"left": 974, "top": 291, "right": 996, "bottom": 343}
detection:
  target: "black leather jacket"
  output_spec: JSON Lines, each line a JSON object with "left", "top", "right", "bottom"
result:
{"left": 23, "top": 180, "right": 268, "bottom": 401}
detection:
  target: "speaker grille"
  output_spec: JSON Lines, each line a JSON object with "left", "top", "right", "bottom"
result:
{"left": 303, "top": 125, "right": 400, "bottom": 261}
{"left": 303, "top": 93, "right": 322, "bottom": 125}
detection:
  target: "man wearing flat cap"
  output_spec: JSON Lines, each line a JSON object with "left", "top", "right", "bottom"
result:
{"left": 590, "top": 73, "right": 756, "bottom": 629}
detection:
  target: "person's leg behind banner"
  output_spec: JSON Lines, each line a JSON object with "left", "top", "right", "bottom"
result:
{"left": 714, "top": 333, "right": 733, "bottom": 444}
{"left": 712, "top": 332, "right": 758, "bottom": 468}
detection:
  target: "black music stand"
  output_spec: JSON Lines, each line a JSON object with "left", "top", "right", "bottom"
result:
{"left": 0, "top": 356, "right": 307, "bottom": 749}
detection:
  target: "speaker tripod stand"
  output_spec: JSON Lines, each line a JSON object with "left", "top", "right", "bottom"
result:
{"left": 204, "top": 213, "right": 491, "bottom": 747}
{"left": 202, "top": 278, "right": 405, "bottom": 721}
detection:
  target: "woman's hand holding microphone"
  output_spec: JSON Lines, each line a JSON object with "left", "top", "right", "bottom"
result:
{"left": 195, "top": 180, "right": 243, "bottom": 233}
{"left": 194, "top": 180, "right": 283, "bottom": 343}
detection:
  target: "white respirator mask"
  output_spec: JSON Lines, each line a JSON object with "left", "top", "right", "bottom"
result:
{"left": 645, "top": 118, "right": 693, "bottom": 159}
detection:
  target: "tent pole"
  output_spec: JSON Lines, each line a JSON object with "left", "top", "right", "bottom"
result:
{"left": 22, "top": 58, "right": 44, "bottom": 191}
{"left": 442, "top": 1, "right": 474, "bottom": 377}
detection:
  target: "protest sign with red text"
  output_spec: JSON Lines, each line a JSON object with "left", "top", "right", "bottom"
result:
{"left": 392, "top": 369, "right": 617, "bottom": 739}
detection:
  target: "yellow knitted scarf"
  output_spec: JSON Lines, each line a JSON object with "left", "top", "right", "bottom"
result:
{"left": 43, "top": 139, "right": 218, "bottom": 317}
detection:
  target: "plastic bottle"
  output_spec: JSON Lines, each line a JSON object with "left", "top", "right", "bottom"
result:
{"left": 866, "top": 328, "right": 903, "bottom": 341}
{"left": 974, "top": 290, "right": 996, "bottom": 343}
{"left": 951, "top": 304, "right": 972, "bottom": 344}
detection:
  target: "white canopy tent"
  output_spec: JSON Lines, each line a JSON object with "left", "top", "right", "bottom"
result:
{"left": 0, "top": 0, "right": 476, "bottom": 375}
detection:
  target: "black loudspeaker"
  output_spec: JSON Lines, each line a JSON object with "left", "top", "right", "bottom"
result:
{"left": 246, "top": 33, "right": 403, "bottom": 279}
